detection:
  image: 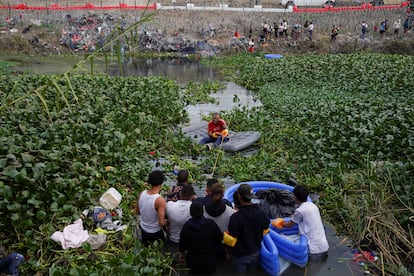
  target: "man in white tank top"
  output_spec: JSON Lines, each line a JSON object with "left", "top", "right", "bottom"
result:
{"left": 136, "top": 170, "right": 167, "bottom": 246}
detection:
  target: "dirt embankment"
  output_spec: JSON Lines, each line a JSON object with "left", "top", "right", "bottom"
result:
{"left": 151, "top": 9, "right": 414, "bottom": 55}
{"left": 0, "top": 4, "right": 413, "bottom": 55}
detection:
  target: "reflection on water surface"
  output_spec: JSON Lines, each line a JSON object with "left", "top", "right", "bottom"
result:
{"left": 109, "top": 56, "right": 218, "bottom": 83}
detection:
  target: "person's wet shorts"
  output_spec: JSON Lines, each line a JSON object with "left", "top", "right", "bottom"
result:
{"left": 140, "top": 227, "right": 165, "bottom": 246}
{"left": 309, "top": 251, "right": 328, "bottom": 262}
{"left": 165, "top": 238, "right": 179, "bottom": 253}
{"left": 231, "top": 250, "right": 259, "bottom": 272}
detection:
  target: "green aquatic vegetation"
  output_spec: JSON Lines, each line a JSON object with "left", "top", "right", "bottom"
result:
{"left": 181, "top": 80, "right": 225, "bottom": 105}
{"left": 1, "top": 51, "right": 414, "bottom": 275}
{"left": 205, "top": 53, "right": 414, "bottom": 274}
{"left": 0, "top": 73, "right": 189, "bottom": 275}
{"left": 219, "top": 53, "right": 414, "bottom": 171}
{"left": 0, "top": 61, "right": 17, "bottom": 74}
{"left": 0, "top": 8, "right": 189, "bottom": 275}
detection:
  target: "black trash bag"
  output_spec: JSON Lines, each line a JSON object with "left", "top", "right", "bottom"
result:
{"left": 255, "top": 188, "right": 297, "bottom": 218}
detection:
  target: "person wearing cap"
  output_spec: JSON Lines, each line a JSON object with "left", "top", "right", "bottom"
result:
{"left": 272, "top": 184, "right": 329, "bottom": 261}
{"left": 195, "top": 178, "right": 232, "bottom": 207}
{"left": 136, "top": 170, "right": 167, "bottom": 246}
{"left": 179, "top": 201, "right": 223, "bottom": 274}
{"left": 166, "top": 184, "right": 196, "bottom": 249}
{"left": 226, "top": 184, "right": 270, "bottom": 272}
{"left": 166, "top": 169, "right": 189, "bottom": 202}
{"left": 199, "top": 112, "right": 229, "bottom": 150}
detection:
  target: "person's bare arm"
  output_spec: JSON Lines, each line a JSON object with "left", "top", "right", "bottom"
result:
{"left": 135, "top": 192, "right": 142, "bottom": 215}
{"left": 283, "top": 220, "right": 295, "bottom": 228}
{"left": 155, "top": 196, "right": 167, "bottom": 227}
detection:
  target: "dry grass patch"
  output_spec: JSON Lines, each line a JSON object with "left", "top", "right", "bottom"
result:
{"left": 0, "top": 33, "right": 35, "bottom": 54}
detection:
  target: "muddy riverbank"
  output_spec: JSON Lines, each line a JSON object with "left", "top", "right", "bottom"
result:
{"left": 1, "top": 2, "right": 414, "bottom": 56}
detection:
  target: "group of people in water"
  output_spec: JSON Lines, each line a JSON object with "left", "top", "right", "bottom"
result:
{"left": 135, "top": 112, "right": 328, "bottom": 273}
{"left": 135, "top": 170, "right": 329, "bottom": 274}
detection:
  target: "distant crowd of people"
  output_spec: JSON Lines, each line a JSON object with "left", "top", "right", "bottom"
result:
{"left": 230, "top": 11, "right": 414, "bottom": 52}
{"left": 358, "top": 15, "right": 414, "bottom": 39}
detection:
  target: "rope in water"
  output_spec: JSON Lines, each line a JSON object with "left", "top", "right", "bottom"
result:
{"left": 209, "top": 56, "right": 258, "bottom": 177}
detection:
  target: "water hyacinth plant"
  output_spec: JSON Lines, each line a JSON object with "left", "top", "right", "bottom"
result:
{"left": 0, "top": 22, "right": 414, "bottom": 275}
{"left": 0, "top": 73, "right": 188, "bottom": 274}
{"left": 208, "top": 52, "right": 414, "bottom": 274}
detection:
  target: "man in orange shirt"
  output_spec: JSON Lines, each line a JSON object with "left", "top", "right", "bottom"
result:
{"left": 199, "top": 113, "right": 229, "bottom": 150}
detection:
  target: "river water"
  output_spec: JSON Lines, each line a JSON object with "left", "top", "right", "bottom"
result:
{"left": 9, "top": 54, "right": 261, "bottom": 125}
{"left": 109, "top": 56, "right": 263, "bottom": 125}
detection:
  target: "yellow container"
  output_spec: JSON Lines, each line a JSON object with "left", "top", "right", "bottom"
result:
{"left": 223, "top": 231, "right": 237, "bottom": 247}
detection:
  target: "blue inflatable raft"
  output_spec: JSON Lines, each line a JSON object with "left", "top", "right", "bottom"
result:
{"left": 264, "top": 54, "right": 283, "bottom": 59}
{"left": 223, "top": 181, "right": 310, "bottom": 275}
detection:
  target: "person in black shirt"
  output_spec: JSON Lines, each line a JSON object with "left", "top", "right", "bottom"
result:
{"left": 179, "top": 201, "right": 223, "bottom": 274}
{"left": 227, "top": 184, "right": 270, "bottom": 272}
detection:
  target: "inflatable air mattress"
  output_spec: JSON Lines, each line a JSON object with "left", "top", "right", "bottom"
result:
{"left": 182, "top": 121, "right": 261, "bottom": 152}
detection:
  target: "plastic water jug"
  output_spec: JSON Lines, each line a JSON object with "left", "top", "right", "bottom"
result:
{"left": 99, "top": 187, "right": 122, "bottom": 210}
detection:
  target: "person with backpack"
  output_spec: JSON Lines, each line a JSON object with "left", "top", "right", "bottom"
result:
{"left": 330, "top": 25, "right": 339, "bottom": 41}
{"left": 379, "top": 19, "right": 388, "bottom": 37}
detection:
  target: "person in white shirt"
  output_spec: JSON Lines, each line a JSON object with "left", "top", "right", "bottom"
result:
{"left": 393, "top": 19, "right": 401, "bottom": 38}
{"left": 282, "top": 19, "right": 288, "bottom": 37}
{"left": 361, "top": 21, "right": 369, "bottom": 39}
{"left": 273, "top": 184, "right": 329, "bottom": 261}
{"left": 278, "top": 23, "right": 284, "bottom": 38}
{"left": 248, "top": 39, "right": 255, "bottom": 52}
{"left": 166, "top": 185, "right": 196, "bottom": 247}
{"left": 308, "top": 22, "right": 314, "bottom": 41}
